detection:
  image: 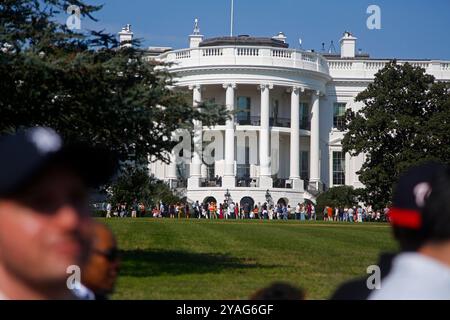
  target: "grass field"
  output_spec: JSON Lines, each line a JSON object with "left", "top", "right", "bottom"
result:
{"left": 103, "top": 219, "right": 398, "bottom": 300}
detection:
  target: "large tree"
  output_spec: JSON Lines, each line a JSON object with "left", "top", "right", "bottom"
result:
{"left": 342, "top": 61, "right": 450, "bottom": 208}
{"left": 108, "top": 165, "right": 181, "bottom": 209}
{"left": 0, "top": 0, "right": 228, "bottom": 164}
{"left": 315, "top": 186, "right": 361, "bottom": 218}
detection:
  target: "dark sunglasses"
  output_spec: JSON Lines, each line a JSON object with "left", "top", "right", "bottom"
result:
{"left": 93, "top": 248, "right": 120, "bottom": 262}
{"left": 12, "top": 191, "right": 89, "bottom": 216}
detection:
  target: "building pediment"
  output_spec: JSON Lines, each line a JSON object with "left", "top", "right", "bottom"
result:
{"left": 328, "top": 137, "right": 343, "bottom": 146}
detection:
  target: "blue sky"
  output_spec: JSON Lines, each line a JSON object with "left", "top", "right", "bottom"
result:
{"left": 81, "top": 0, "right": 450, "bottom": 59}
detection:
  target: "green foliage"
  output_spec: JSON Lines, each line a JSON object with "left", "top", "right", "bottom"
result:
{"left": 91, "top": 210, "right": 106, "bottom": 218}
{"left": 148, "top": 181, "right": 182, "bottom": 207}
{"left": 0, "top": 0, "right": 229, "bottom": 164}
{"left": 109, "top": 165, "right": 153, "bottom": 206}
{"left": 316, "top": 186, "right": 360, "bottom": 216}
{"left": 109, "top": 165, "right": 181, "bottom": 208}
{"left": 342, "top": 61, "right": 450, "bottom": 208}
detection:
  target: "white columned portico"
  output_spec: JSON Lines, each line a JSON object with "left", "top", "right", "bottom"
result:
{"left": 310, "top": 90, "right": 321, "bottom": 189}
{"left": 289, "top": 86, "right": 303, "bottom": 191}
{"left": 259, "top": 84, "right": 273, "bottom": 189}
{"left": 188, "top": 84, "right": 202, "bottom": 188}
{"left": 223, "top": 83, "right": 236, "bottom": 188}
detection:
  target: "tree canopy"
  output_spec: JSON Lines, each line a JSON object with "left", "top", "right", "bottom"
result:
{"left": 316, "top": 186, "right": 361, "bottom": 217}
{"left": 0, "top": 0, "right": 228, "bottom": 164}
{"left": 342, "top": 61, "right": 450, "bottom": 208}
{"left": 108, "top": 165, "right": 181, "bottom": 209}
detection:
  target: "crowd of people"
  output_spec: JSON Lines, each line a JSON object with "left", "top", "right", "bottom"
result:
{"left": 106, "top": 200, "right": 390, "bottom": 224}
{"left": 106, "top": 200, "right": 320, "bottom": 221}
{"left": 322, "top": 205, "right": 390, "bottom": 223}
{"left": 106, "top": 201, "right": 147, "bottom": 218}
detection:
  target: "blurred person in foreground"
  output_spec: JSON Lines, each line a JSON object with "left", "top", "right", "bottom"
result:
{"left": 332, "top": 162, "right": 450, "bottom": 300}
{"left": 369, "top": 162, "right": 450, "bottom": 300}
{"left": 250, "top": 282, "right": 305, "bottom": 300}
{"left": 73, "top": 221, "right": 120, "bottom": 300}
{"left": 0, "top": 127, "right": 117, "bottom": 300}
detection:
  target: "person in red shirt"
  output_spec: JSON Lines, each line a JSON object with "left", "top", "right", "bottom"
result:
{"left": 327, "top": 206, "right": 333, "bottom": 221}
{"left": 219, "top": 204, "right": 224, "bottom": 219}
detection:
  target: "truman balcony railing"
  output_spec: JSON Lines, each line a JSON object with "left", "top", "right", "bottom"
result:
{"left": 235, "top": 116, "right": 311, "bottom": 130}
{"left": 160, "top": 46, "right": 330, "bottom": 75}
{"left": 168, "top": 178, "right": 187, "bottom": 189}
{"left": 273, "top": 178, "right": 294, "bottom": 189}
{"left": 236, "top": 164, "right": 260, "bottom": 188}
{"left": 236, "top": 177, "right": 260, "bottom": 188}
{"left": 236, "top": 116, "right": 291, "bottom": 128}
{"left": 200, "top": 178, "right": 222, "bottom": 188}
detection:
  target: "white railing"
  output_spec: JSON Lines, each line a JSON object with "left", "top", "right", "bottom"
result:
{"left": 272, "top": 49, "right": 292, "bottom": 58}
{"left": 302, "top": 53, "right": 316, "bottom": 62}
{"left": 160, "top": 46, "right": 330, "bottom": 75}
{"left": 237, "top": 47, "right": 259, "bottom": 56}
{"left": 365, "top": 61, "right": 387, "bottom": 70}
{"left": 175, "top": 50, "right": 191, "bottom": 59}
{"left": 409, "top": 62, "right": 430, "bottom": 69}
{"left": 329, "top": 61, "right": 353, "bottom": 70}
{"left": 329, "top": 60, "right": 434, "bottom": 72}
{"left": 202, "top": 48, "right": 223, "bottom": 56}
{"left": 327, "top": 59, "right": 450, "bottom": 81}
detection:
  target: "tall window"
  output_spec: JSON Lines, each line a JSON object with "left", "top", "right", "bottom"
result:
{"left": 299, "top": 103, "right": 310, "bottom": 130}
{"left": 237, "top": 143, "right": 250, "bottom": 179}
{"left": 237, "top": 97, "right": 251, "bottom": 125}
{"left": 176, "top": 163, "right": 187, "bottom": 179}
{"left": 206, "top": 164, "right": 215, "bottom": 180}
{"left": 333, "top": 103, "right": 347, "bottom": 131}
{"left": 300, "top": 151, "right": 309, "bottom": 181}
{"left": 206, "top": 149, "right": 216, "bottom": 180}
{"left": 270, "top": 99, "right": 279, "bottom": 126}
{"left": 332, "top": 151, "right": 346, "bottom": 186}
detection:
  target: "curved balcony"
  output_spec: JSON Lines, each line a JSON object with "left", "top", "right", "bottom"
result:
{"left": 235, "top": 116, "right": 310, "bottom": 130}
{"left": 160, "top": 46, "right": 330, "bottom": 75}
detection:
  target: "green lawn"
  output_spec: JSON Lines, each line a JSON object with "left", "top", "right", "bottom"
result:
{"left": 103, "top": 219, "right": 397, "bottom": 300}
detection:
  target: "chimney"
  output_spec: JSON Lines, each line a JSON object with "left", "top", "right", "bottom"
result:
{"left": 118, "top": 24, "right": 133, "bottom": 48}
{"left": 340, "top": 31, "right": 357, "bottom": 58}
{"left": 272, "top": 32, "right": 287, "bottom": 44}
{"left": 189, "top": 18, "right": 204, "bottom": 48}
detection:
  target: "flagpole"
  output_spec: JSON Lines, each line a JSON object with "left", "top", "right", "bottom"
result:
{"left": 230, "top": 0, "right": 234, "bottom": 36}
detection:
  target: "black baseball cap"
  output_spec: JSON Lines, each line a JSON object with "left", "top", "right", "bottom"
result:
{"left": 0, "top": 127, "right": 118, "bottom": 197}
{"left": 390, "top": 162, "right": 449, "bottom": 230}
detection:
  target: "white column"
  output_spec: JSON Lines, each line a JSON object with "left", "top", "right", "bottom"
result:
{"left": 167, "top": 131, "right": 179, "bottom": 181}
{"left": 223, "top": 83, "right": 236, "bottom": 188}
{"left": 310, "top": 90, "right": 321, "bottom": 187}
{"left": 289, "top": 87, "right": 303, "bottom": 191}
{"left": 188, "top": 84, "right": 202, "bottom": 188}
{"left": 167, "top": 150, "right": 178, "bottom": 189}
{"left": 167, "top": 152, "right": 178, "bottom": 179}
{"left": 259, "top": 84, "right": 273, "bottom": 189}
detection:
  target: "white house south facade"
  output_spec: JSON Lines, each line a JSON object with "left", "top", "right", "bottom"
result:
{"left": 119, "top": 24, "right": 450, "bottom": 208}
